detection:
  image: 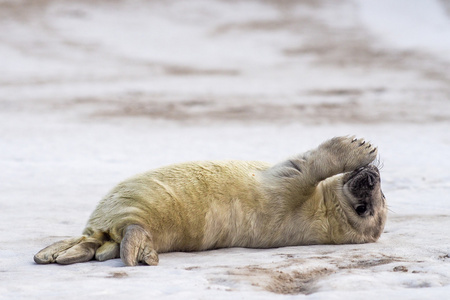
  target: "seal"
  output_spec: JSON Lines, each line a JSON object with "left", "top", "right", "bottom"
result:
{"left": 34, "top": 136, "right": 387, "bottom": 266}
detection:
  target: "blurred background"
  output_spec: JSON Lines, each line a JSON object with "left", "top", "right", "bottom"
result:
{"left": 2, "top": 0, "right": 449, "bottom": 125}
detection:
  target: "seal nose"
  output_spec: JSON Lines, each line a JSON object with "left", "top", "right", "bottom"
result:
{"left": 363, "top": 172, "right": 377, "bottom": 189}
{"left": 367, "top": 173, "right": 374, "bottom": 186}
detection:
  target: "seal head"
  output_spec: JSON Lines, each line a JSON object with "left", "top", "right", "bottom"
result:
{"left": 341, "top": 165, "right": 387, "bottom": 241}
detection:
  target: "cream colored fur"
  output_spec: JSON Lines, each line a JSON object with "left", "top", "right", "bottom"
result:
{"left": 34, "top": 136, "right": 386, "bottom": 266}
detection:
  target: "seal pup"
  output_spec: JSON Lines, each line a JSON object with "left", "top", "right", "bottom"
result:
{"left": 34, "top": 136, "right": 386, "bottom": 266}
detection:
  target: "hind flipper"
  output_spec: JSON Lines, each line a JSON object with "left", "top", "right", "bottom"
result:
{"left": 34, "top": 235, "right": 103, "bottom": 265}
{"left": 120, "top": 225, "right": 159, "bottom": 266}
{"left": 95, "top": 241, "right": 120, "bottom": 262}
{"left": 55, "top": 237, "right": 102, "bottom": 264}
{"left": 34, "top": 236, "right": 86, "bottom": 264}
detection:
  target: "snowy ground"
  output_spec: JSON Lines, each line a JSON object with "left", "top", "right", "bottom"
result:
{"left": 1, "top": 0, "right": 450, "bottom": 299}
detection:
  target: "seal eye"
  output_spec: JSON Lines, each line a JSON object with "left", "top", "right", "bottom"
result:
{"left": 355, "top": 204, "right": 367, "bottom": 216}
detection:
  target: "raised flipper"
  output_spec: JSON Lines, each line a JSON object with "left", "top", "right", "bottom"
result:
{"left": 34, "top": 235, "right": 102, "bottom": 265}
{"left": 272, "top": 136, "right": 378, "bottom": 184}
{"left": 120, "top": 225, "right": 159, "bottom": 266}
{"left": 304, "top": 136, "right": 378, "bottom": 181}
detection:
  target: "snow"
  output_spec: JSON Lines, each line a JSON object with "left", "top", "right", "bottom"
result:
{"left": 1, "top": 0, "right": 450, "bottom": 299}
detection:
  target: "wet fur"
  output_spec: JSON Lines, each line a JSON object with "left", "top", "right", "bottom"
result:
{"left": 34, "top": 136, "right": 387, "bottom": 266}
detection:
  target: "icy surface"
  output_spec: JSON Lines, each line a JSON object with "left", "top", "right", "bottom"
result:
{"left": 1, "top": 0, "right": 450, "bottom": 299}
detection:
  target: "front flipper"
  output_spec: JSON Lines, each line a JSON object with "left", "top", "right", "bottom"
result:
{"left": 34, "top": 235, "right": 102, "bottom": 265}
{"left": 266, "top": 136, "right": 378, "bottom": 202}
{"left": 289, "top": 136, "right": 378, "bottom": 183}
{"left": 315, "top": 136, "right": 378, "bottom": 175}
{"left": 120, "top": 225, "right": 159, "bottom": 266}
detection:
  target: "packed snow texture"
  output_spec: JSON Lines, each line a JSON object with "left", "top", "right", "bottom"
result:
{"left": 1, "top": 0, "right": 450, "bottom": 299}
